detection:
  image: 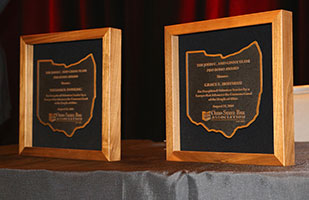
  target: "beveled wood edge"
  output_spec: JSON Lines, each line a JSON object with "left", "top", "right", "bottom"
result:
{"left": 21, "top": 28, "right": 110, "bottom": 44}
{"left": 272, "top": 10, "right": 283, "bottom": 166}
{"left": 19, "top": 37, "right": 34, "bottom": 154}
{"left": 167, "top": 151, "right": 282, "bottom": 166}
{"left": 109, "top": 28, "right": 122, "bottom": 161}
{"left": 282, "top": 11, "right": 295, "bottom": 165}
{"left": 20, "top": 147, "right": 108, "bottom": 161}
{"left": 102, "top": 28, "right": 122, "bottom": 161}
{"left": 19, "top": 38, "right": 26, "bottom": 154}
{"left": 165, "top": 10, "right": 294, "bottom": 166}
{"left": 165, "top": 10, "right": 284, "bottom": 35}
{"left": 165, "top": 29, "right": 180, "bottom": 159}
{"left": 19, "top": 27, "right": 121, "bottom": 161}
{"left": 102, "top": 30, "right": 111, "bottom": 159}
{"left": 272, "top": 10, "right": 294, "bottom": 166}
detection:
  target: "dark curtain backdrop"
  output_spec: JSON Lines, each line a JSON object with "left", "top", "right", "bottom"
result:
{"left": 0, "top": 0, "right": 308, "bottom": 144}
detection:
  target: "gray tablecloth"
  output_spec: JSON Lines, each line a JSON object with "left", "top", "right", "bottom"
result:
{"left": 0, "top": 168, "right": 308, "bottom": 200}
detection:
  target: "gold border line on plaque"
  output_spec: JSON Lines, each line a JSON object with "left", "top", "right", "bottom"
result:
{"left": 36, "top": 53, "right": 97, "bottom": 137}
{"left": 185, "top": 41, "right": 263, "bottom": 138}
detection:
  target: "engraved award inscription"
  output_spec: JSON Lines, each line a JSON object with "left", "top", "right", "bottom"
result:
{"left": 36, "top": 54, "right": 96, "bottom": 137}
{"left": 186, "top": 41, "right": 262, "bottom": 138}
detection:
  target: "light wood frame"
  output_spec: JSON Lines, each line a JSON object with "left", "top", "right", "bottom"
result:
{"left": 19, "top": 28, "right": 121, "bottom": 161}
{"left": 165, "top": 10, "right": 294, "bottom": 166}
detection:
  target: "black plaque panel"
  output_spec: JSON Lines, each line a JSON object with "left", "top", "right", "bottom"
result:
{"left": 179, "top": 24, "right": 274, "bottom": 153}
{"left": 186, "top": 42, "right": 262, "bottom": 138}
{"left": 33, "top": 39, "right": 102, "bottom": 150}
{"left": 37, "top": 54, "right": 96, "bottom": 137}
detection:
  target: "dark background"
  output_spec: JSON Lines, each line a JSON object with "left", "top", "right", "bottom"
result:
{"left": 0, "top": 0, "right": 308, "bottom": 145}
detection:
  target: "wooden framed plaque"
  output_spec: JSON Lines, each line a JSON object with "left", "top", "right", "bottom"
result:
{"left": 165, "top": 10, "right": 294, "bottom": 166}
{"left": 19, "top": 28, "right": 121, "bottom": 161}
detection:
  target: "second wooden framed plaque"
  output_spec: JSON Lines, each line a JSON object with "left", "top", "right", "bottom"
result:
{"left": 165, "top": 10, "right": 294, "bottom": 166}
{"left": 20, "top": 28, "right": 121, "bottom": 161}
